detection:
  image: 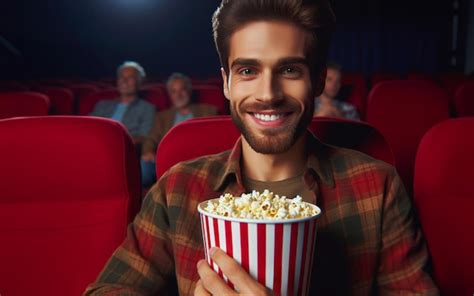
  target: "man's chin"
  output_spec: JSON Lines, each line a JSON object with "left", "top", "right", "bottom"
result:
{"left": 244, "top": 133, "right": 296, "bottom": 155}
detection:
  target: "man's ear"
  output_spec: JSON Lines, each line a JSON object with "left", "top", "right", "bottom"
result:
{"left": 313, "top": 67, "right": 327, "bottom": 97}
{"left": 221, "top": 67, "right": 230, "bottom": 101}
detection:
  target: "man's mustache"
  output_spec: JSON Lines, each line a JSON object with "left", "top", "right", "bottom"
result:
{"left": 241, "top": 101, "right": 299, "bottom": 112}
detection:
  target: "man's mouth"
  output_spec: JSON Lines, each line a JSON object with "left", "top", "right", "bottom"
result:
{"left": 248, "top": 111, "right": 293, "bottom": 127}
{"left": 253, "top": 113, "right": 285, "bottom": 122}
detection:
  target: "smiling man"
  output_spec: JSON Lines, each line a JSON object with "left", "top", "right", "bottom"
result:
{"left": 85, "top": 1, "right": 438, "bottom": 295}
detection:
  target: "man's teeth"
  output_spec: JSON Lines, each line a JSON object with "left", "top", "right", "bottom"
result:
{"left": 254, "top": 113, "right": 283, "bottom": 122}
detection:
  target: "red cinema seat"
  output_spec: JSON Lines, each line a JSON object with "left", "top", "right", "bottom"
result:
{"left": 68, "top": 84, "right": 100, "bottom": 102}
{"left": 341, "top": 73, "right": 367, "bottom": 119}
{"left": 0, "top": 116, "right": 141, "bottom": 296}
{"left": 36, "top": 87, "right": 74, "bottom": 115}
{"left": 414, "top": 118, "right": 474, "bottom": 295}
{"left": 0, "top": 91, "right": 50, "bottom": 119}
{"left": 142, "top": 87, "right": 170, "bottom": 110}
{"left": 141, "top": 83, "right": 165, "bottom": 89}
{"left": 193, "top": 85, "right": 227, "bottom": 114}
{"left": 79, "top": 89, "right": 120, "bottom": 115}
{"left": 453, "top": 80, "right": 474, "bottom": 117}
{"left": 204, "top": 76, "right": 224, "bottom": 86}
{"left": 406, "top": 73, "right": 435, "bottom": 82}
{"left": 438, "top": 72, "right": 468, "bottom": 96}
{"left": 366, "top": 80, "right": 450, "bottom": 193}
{"left": 155, "top": 116, "right": 394, "bottom": 179}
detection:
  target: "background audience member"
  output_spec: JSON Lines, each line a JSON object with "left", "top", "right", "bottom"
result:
{"left": 90, "top": 61, "right": 155, "bottom": 144}
{"left": 314, "top": 62, "right": 359, "bottom": 120}
{"left": 140, "top": 72, "right": 217, "bottom": 187}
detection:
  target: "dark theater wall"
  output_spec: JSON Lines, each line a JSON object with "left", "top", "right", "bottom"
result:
{"left": 0, "top": 0, "right": 470, "bottom": 80}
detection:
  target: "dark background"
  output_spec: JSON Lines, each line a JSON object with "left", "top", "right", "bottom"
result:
{"left": 0, "top": 0, "right": 471, "bottom": 80}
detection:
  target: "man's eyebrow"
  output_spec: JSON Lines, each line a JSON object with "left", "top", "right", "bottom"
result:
{"left": 230, "top": 56, "right": 309, "bottom": 70}
{"left": 230, "top": 58, "right": 261, "bottom": 69}
{"left": 276, "top": 57, "right": 309, "bottom": 66}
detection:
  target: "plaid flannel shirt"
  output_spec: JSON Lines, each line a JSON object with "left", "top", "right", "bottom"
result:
{"left": 85, "top": 133, "right": 438, "bottom": 295}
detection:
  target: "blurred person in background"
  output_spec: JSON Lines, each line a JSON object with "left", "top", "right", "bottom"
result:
{"left": 90, "top": 61, "right": 155, "bottom": 144}
{"left": 140, "top": 72, "right": 217, "bottom": 187}
{"left": 314, "top": 61, "right": 359, "bottom": 120}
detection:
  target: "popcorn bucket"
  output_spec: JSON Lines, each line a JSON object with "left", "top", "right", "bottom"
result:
{"left": 198, "top": 199, "right": 321, "bottom": 296}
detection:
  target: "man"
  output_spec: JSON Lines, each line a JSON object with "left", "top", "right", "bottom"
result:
{"left": 90, "top": 61, "right": 155, "bottom": 144}
{"left": 314, "top": 62, "right": 359, "bottom": 120}
{"left": 85, "top": 1, "right": 438, "bottom": 295}
{"left": 140, "top": 73, "right": 217, "bottom": 187}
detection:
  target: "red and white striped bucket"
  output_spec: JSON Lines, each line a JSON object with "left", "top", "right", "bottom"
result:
{"left": 198, "top": 200, "right": 321, "bottom": 296}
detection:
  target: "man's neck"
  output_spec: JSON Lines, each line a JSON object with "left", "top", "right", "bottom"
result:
{"left": 177, "top": 105, "right": 191, "bottom": 115}
{"left": 319, "top": 93, "right": 335, "bottom": 104}
{"left": 241, "top": 134, "right": 308, "bottom": 182}
{"left": 120, "top": 95, "right": 137, "bottom": 104}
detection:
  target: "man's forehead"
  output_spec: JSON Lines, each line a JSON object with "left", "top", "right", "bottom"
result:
{"left": 169, "top": 78, "right": 186, "bottom": 86}
{"left": 228, "top": 21, "right": 308, "bottom": 66}
{"left": 120, "top": 67, "right": 139, "bottom": 76}
{"left": 327, "top": 68, "right": 341, "bottom": 76}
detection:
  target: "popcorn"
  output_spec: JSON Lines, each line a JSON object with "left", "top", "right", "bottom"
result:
{"left": 203, "top": 190, "right": 318, "bottom": 220}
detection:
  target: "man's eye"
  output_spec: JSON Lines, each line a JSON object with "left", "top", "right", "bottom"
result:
{"left": 239, "top": 68, "right": 255, "bottom": 75}
{"left": 282, "top": 67, "right": 301, "bottom": 76}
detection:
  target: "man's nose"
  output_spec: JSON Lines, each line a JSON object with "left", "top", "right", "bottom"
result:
{"left": 255, "top": 70, "right": 282, "bottom": 104}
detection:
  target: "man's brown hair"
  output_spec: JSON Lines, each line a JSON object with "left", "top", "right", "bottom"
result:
{"left": 212, "top": 0, "right": 336, "bottom": 82}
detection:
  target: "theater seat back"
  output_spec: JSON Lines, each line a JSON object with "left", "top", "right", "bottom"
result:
{"left": 36, "top": 87, "right": 74, "bottom": 115}
{"left": 193, "top": 85, "right": 227, "bottom": 114}
{"left": 156, "top": 116, "right": 394, "bottom": 179}
{"left": 366, "top": 80, "right": 450, "bottom": 192}
{"left": 341, "top": 73, "right": 367, "bottom": 119}
{"left": 0, "top": 91, "right": 50, "bottom": 119}
{"left": 414, "top": 118, "right": 474, "bottom": 295}
{"left": 454, "top": 80, "right": 474, "bottom": 117}
{"left": 0, "top": 116, "right": 141, "bottom": 296}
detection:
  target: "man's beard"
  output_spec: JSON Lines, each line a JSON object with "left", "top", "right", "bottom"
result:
{"left": 174, "top": 96, "right": 190, "bottom": 109}
{"left": 231, "top": 99, "right": 313, "bottom": 155}
{"left": 119, "top": 87, "right": 137, "bottom": 97}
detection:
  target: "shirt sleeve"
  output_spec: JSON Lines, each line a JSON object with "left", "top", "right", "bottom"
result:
{"left": 138, "top": 103, "right": 156, "bottom": 137}
{"left": 377, "top": 167, "right": 439, "bottom": 295}
{"left": 84, "top": 180, "right": 175, "bottom": 295}
{"left": 89, "top": 101, "right": 106, "bottom": 117}
{"left": 142, "top": 114, "right": 164, "bottom": 155}
{"left": 342, "top": 103, "right": 360, "bottom": 121}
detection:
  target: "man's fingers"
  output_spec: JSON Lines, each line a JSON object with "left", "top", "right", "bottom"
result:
{"left": 194, "top": 279, "right": 211, "bottom": 296}
{"left": 197, "top": 259, "right": 236, "bottom": 295}
{"left": 210, "top": 248, "right": 265, "bottom": 294}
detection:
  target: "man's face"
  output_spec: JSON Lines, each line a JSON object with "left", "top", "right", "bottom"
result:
{"left": 168, "top": 79, "right": 191, "bottom": 109}
{"left": 117, "top": 67, "right": 141, "bottom": 97}
{"left": 222, "top": 21, "right": 319, "bottom": 154}
{"left": 323, "top": 68, "right": 342, "bottom": 99}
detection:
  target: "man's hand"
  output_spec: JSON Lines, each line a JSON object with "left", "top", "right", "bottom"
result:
{"left": 195, "top": 247, "right": 271, "bottom": 296}
{"left": 141, "top": 152, "right": 155, "bottom": 162}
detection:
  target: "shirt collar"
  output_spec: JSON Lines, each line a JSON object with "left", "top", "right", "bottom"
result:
{"left": 213, "top": 132, "right": 335, "bottom": 191}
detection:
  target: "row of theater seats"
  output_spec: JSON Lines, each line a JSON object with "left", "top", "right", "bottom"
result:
{"left": 0, "top": 115, "right": 472, "bottom": 295}
{"left": 0, "top": 77, "right": 227, "bottom": 115}
{"left": 340, "top": 73, "right": 473, "bottom": 119}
